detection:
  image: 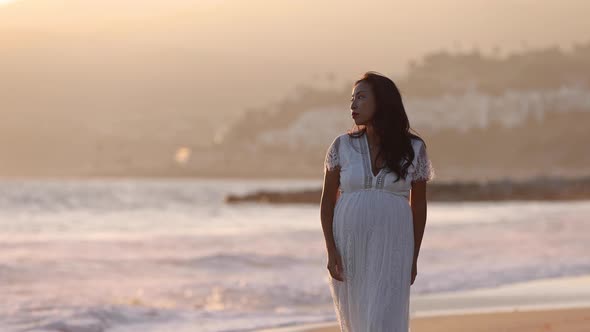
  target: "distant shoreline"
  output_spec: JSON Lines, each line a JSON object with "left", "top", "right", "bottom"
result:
{"left": 226, "top": 175, "right": 590, "bottom": 204}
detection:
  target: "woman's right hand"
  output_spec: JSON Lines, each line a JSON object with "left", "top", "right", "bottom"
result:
{"left": 327, "top": 250, "right": 345, "bottom": 282}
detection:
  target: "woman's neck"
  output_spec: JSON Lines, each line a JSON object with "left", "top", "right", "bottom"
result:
{"left": 365, "top": 125, "right": 380, "bottom": 147}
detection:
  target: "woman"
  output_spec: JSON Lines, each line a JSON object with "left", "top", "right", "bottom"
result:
{"left": 320, "top": 71, "right": 434, "bottom": 332}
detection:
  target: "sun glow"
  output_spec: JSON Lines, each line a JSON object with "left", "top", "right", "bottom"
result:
{"left": 0, "top": 0, "right": 17, "bottom": 6}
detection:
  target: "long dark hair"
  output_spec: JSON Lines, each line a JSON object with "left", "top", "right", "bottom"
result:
{"left": 348, "top": 71, "right": 424, "bottom": 181}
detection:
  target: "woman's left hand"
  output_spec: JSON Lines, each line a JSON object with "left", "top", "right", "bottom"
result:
{"left": 410, "top": 261, "right": 417, "bottom": 285}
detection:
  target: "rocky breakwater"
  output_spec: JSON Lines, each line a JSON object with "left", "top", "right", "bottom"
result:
{"left": 225, "top": 176, "right": 590, "bottom": 204}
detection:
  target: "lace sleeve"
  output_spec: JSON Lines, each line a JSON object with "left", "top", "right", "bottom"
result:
{"left": 412, "top": 140, "right": 435, "bottom": 182}
{"left": 324, "top": 136, "right": 341, "bottom": 172}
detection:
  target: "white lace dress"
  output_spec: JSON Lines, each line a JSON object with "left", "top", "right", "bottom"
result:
{"left": 324, "top": 132, "right": 434, "bottom": 332}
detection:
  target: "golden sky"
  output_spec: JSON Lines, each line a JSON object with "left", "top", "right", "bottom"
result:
{"left": 2, "top": 0, "right": 590, "bottom": 120}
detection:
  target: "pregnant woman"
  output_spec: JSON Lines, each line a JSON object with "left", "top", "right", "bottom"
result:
{"left": 320, "top": 71, "right": 434, "bottom": 331}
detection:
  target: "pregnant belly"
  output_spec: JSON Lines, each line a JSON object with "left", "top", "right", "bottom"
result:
{"left": 334, "top": 190, "right": 413, "bottom": 240}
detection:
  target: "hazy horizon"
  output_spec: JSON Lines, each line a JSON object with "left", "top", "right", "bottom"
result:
{"left": 1, "top": 0, "right": 589, "bottom": 178}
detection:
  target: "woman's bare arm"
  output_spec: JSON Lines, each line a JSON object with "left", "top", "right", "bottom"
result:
{"left": 320, "top": 167, "right": 340, "bottom": 256}
{"left": 410, "top": 180, "right": 428, "bottom": 263}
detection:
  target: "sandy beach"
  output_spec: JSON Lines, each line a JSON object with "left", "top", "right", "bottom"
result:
{"left": 302, "top": 307, "right": 590, "bottom": 332}
{"left": 259, "top": 275, "right": 590, "bottom": 332}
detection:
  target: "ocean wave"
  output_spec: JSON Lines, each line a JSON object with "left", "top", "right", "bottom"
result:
{"left": 163, "top": 253, "right": 306, "bottom": 270}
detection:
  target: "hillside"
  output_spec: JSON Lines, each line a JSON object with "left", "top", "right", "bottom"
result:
{"left": 211, "top": 43, "right": 590, "bottom": 181}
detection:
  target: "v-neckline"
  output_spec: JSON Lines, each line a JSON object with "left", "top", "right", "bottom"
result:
{"left": 363, "top": 133, "right": 384, "bottom": 178}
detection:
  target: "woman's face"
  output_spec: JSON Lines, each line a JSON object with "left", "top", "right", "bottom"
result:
{"left": 350, "top": 81, "right": 376, "bottom": 126}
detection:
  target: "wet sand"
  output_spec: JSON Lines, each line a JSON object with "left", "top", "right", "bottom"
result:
{"left": 303, "top": 306, "right": 590, "bottom": 332}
